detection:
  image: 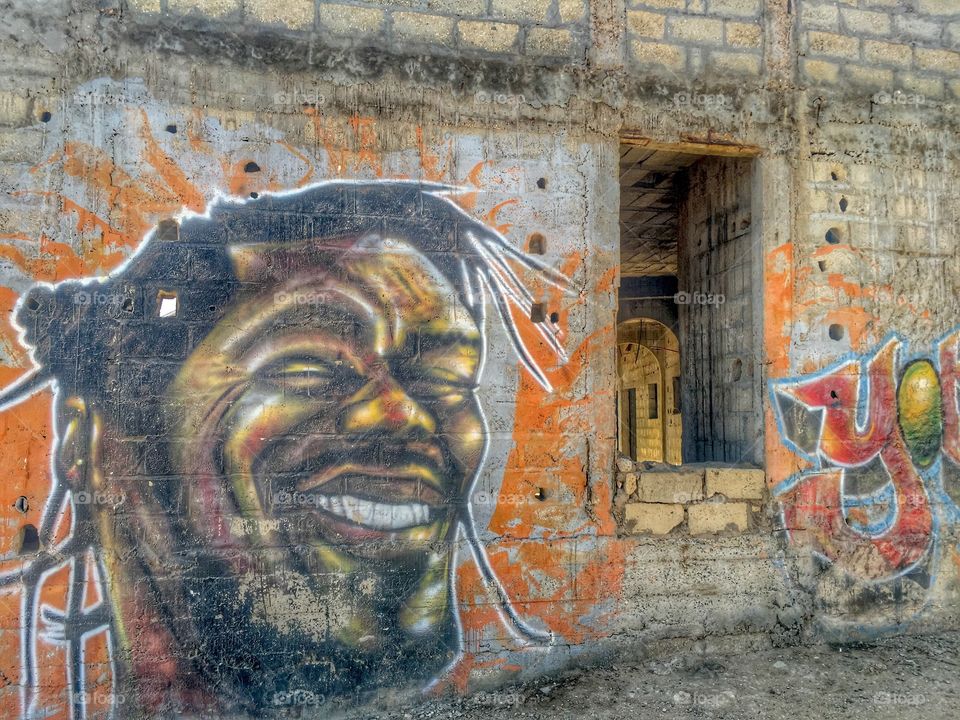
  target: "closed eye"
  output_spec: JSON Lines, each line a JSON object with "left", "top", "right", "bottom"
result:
{"left": 393, "top": 363, "right": 478, "bottom": 399}
{"left": 257, "top": 355, "right": 358, "bottom": 394}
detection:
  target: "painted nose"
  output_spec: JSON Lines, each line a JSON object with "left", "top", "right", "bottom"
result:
{"left": 340, "top": 380, "right": 436, "bottom": 436}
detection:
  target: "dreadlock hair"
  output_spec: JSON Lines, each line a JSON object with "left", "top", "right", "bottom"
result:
{"left": 7, "top": 181, "right": 567, "bottom": 411}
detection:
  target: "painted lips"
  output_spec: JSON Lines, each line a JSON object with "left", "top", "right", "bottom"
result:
{"left": 288, "top": 467, "right": 447, "bottom": 533}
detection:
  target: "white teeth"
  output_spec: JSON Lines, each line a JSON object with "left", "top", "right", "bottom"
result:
{"left": 414, "top": 504, "right": 428, "bottom": 525}
{"left": 316, "top": 494, "right": 431, "bottom": 530}
{"left": 392, "top": 504, "right": 415, "bottom": 528}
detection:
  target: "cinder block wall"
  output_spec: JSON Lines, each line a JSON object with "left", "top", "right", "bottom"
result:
{"left": 0, "top": 1, "right": 957, "bottom": 717}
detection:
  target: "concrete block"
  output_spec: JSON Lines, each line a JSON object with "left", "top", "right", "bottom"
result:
{"left": 705, "top": 468, "right": 766, "bottom": 500}
{"left": 317, "top": 4, "right": 384, "bottom": 37}
{"left": 669, "top": 16, "right": 725, "bottom": 45}
{"left": 558, "top": 0, "right": 586, "bottom": 23}
{"left": 638, "top": 470, "right": 704, "bottom": 504}
{"left": 630, "top": 40, "right": 687, "bottom": 71}
{"left": 636, "top": 0, "right": 685, "bottom": 8}
{"left": 0, "top": 92, "right": 29, "bottom": 125}
{"left": 919, "top": 0, "right": 960, "bottom": 15}
{"left": 426, "top": 0, "right": 486, "bottom": 14}
{"left": 246, "top": 0, "right": 313, "bottom": 28}
{"left": 526, "top": 28, "right": 573, "bottom": 56}
{"left": 129, "top": 0, "right": 161, "bottom": 12}
{"left": 726, "top": 22, "right": 762, "bottom": 48}
{"left": 893, "top": 14, "right": 943, "bottom": 42}
{"left": 841, "top": 8, "right": 891, "bottom": 36}
{"left": 806, "top": 31, "right": 861, "bottom": 59}
{"left": 168, "top": 0, "right": 238, "bottom": 15}
{"left": 709, "top": 50, "right": 762, "bottom": 75}
{"left": 801, "top": 1, "right": 839, "bottom": 31}
{"left": 915, "top": 47, "right": 960, "bottom": 73}
{"left": 707, "top": 0, "right": 761, "bottom": 18}
{"left": 688, "top": 502, "right": 751, "bottom": 535}
{"left": 624, "top": 502, "right": 684, "bottom": 535}
{"left": 458, "top": 20, "right": 520, "bottom": 52}
{"left": 628, "top": 10, "right": 666, "bottom": 39}
{"left": 864, "top": 40, "right": 912, "bottom": 67}
{"left": 845, "top": 64, "right": 894, "bottom": 89}
{"left": 802, "top": 59, "right": 841, "bottom": 83}
{"left": 393, "top": 12, "right": 455, "bottom": 44}
{"left": 895, "top": 72, "right": 944, "bottom": 98}
{"left": 491, "top": 0, "right": 552, "bottom": 22}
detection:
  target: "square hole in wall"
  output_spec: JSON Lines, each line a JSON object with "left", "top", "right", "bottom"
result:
{"left": 157, "top": 291, "right": 178, "bottom": 318}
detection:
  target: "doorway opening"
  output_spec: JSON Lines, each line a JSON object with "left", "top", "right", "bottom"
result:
{"left": 617, "top": 140, "right": 762, "bottom": 465}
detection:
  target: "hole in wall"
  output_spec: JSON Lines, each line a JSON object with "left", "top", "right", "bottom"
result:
{"left": 829, "top": 323, "right": 845, "bottom": 340}
{"left": 14, "top": 496, "right": 28, "bottom": 513}
{"left": 817, "top": 260, "right": 827, "bottom": 271}
{"left": 839, "top": 197, "right": 849, "bottom": 212}
{"left": 157, "top": 219, "right": 179, "bottom": 242}
{"left": 825, "top": 227, "right": 842, "bottom": 244}
{"left": 40, "top": 111, "right": 51, "bottom": 123}
{"left": 26, "top": 296, "right": 40, "bottom": 311}
{"left": 549, "top": 311, "right": 560, "bottom": 324}
{"left": 19, "top": 524, "right": 39, "bottom": 554}
{"left": 250, "top": 192, "right": 259, "bottom": 198}
{"left": 244, "top": 161, "right": 261, "bottom": 173}
{"left": 732, "top": 358, "right": 743, "bottom": 381}
{"left": 529, "top": 303, "right": 546, "bottom": 323}
{"left": 830, "top": 389, "right": 839, "bottom": 400}
{"left": 165, "top": 124, "right": 177, "bottom": 133}
{"left": 121, "top": 298, "right": 133, "bottom": 312}
{"left": 536, "top": 177, "right": 547, "bottom": 189}
{"left": 157, "top": 291, "right": 178, "bottom": 318}
{"left": 528, "top": 232, "right": 546, "bottom": 254}
{"left": 534, "top": 487, "right": 546, "bottom": 501}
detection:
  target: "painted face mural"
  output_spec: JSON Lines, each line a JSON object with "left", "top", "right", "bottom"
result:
{"left": 770, "top": 330, "right": 960, "bottom": 632}
{"left": 0, "top": 182, "right": 569, "bottom": 716}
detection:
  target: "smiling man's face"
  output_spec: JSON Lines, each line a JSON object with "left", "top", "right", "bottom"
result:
{"left": 165, "top": 235, "right": 485, "bottom": 694}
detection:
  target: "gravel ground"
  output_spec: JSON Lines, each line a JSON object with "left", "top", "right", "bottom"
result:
{"left": 359, "top": 632, "right": 960, "bottom": 720}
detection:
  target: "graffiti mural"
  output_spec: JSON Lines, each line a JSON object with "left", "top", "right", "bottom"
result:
{"left": 770, "top": 330, "right": 960, "bottom": 628}
{"left": 0, "top": 182, "right": 574, "bottom": 716}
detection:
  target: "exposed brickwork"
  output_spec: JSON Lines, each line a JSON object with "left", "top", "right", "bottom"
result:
{"left": 799, "top": 0, "right": 960, "bottom": 94}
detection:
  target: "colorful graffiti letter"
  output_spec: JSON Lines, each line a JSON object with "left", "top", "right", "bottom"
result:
{"left": 771, "top": 331, "right": 960, "bottom": 605}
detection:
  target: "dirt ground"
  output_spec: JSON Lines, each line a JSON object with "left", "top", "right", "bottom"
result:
{"left": 363, "top": 632, "right": 960, "bottom": 720}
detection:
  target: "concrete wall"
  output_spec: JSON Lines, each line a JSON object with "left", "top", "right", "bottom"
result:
{"left": 0, "top": 0, "right": 957, "bottom": 717}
